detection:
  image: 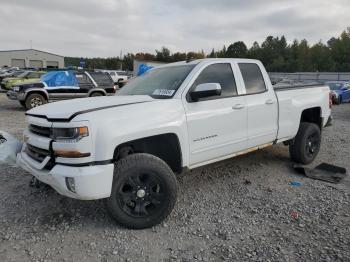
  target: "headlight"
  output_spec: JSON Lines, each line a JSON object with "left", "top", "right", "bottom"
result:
{"left": 51, "top": 127, "right": 89, "bottom": 142}
{"left": 13, "top": 86, "right": 20, "bottom": 92}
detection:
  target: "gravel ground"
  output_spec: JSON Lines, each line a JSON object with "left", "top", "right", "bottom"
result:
{"left": 0, "top": 94, "right": 349, "bottom": 262}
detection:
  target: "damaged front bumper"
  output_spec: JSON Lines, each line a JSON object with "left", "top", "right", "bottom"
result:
{"left": 17, "top": 148, "right": 114, "bottom": 200}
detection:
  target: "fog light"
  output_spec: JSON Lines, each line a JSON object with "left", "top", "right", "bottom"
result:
{"left": 65, "top": 177, "right": 76, "bottom": 193}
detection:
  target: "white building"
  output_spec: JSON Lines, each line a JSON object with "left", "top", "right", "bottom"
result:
{"left": 0, "top": 49, "right": 64, "bottom": 69}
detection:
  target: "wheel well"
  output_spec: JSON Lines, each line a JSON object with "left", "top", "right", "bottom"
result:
{"left": 25, "top": 91, "right": 48, "bottom": 101}
{"left": 300, "top": 107, "right": 322, "bottom": 128}
{"left": 113, "top": 133, "right": 183, "bottom": 173}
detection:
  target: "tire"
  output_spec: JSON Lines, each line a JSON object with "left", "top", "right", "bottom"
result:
{"left": 334, "top": 96, "right": 342, "bottom": 105}
{"left": 106, "top": 153, "right": 178, "bottom": 229}
{"left": 90, "top": 92, "right": 104, "bottom": 97}
{"left": 25, "top": 93, "right": 47, "bottom": 110}
{"left": 19, "top": 101, "right": 26, "bottom": 108}
{"left": 289, "top": 122, "right": 321, "bottom": 164}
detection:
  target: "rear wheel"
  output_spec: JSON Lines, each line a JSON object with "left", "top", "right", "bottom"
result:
{"left": 90, "top": 92, "right": 104, "bottom": 97}
{"left": 25, "top": 93, "right": 47, "bottom": 110}
{"left": 289, "top": 122, "right": 321, "bottom": 164}
{"left": 334, "top": 95, "right": 342, "bottom": 105}
{"left": 106, "top": 153, "right": 178, "bottom": 229}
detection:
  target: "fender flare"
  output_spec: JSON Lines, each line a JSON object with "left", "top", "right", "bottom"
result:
{"left": 88, "top": 88, "right": 107, "bottom": 96}
{"left": 23, "top": 88, "right": 49, "bottom": 101}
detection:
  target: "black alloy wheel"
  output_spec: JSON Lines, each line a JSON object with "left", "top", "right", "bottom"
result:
{"left": 118, "top": 172, "right": 166, "bottom": 218}
{"left": 106, "top": 153, "right": 178, "bottom": 229}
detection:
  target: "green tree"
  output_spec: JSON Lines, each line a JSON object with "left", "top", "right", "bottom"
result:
{"left": 155, "top": 47, "right": 171, "bottom": 62}
{"left": 310, "top": 42, "right": 335, "bottom": 71}
{"left": 208, "top": 48, "right": 216, "bottom": 58}
{"left": 226, "top": 41, "right": 248, "bottom": 58}
{"left": 330, "top": 29, "right": 350, "bottom": 71}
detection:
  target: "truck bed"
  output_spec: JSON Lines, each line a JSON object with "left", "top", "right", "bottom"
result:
{"left": 274, "top": 83, "right": 322, "bottom": 91}
{"left": 274, "top": 83, "right": 330, "bottom": 141}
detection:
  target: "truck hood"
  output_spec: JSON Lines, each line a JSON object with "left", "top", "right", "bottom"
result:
{"left": 26, "top": 95, "right": 154, "bottom": 121}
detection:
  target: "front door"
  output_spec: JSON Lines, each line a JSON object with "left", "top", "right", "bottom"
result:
{"left": 75, "top": 73, "right": 95, "bottom": 97}
{"left": 183, "top": 62, "right": 248, "bottom": 166}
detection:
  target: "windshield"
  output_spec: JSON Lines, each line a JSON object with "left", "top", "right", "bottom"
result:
{"left": 16, "top": 71, "right": 30, "bottom": 78}
{"left": 118, "top": 65, "right": 195, "bottom": 98}
{"left": 12, "top": 71, "right": 25, "bottom": 77}
{"left": 116, "top": 71, "right": 127, "bottom": 76}
{"left": 328, "top": 83, "right": 342, "bottom": 90}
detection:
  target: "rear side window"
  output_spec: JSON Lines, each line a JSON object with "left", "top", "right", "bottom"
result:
{"left": 239, "top": 63, "right": 266, "bottom": 94}
{"left": 76, "top": 74, "right": 92, "bottom": 84}
{"left": 89, "top": 72, "right": 113, "bottom": 86}
{"left": 192, "top": 63, "right": 237, "bottom": 100}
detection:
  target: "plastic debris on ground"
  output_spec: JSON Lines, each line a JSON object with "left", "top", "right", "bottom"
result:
{"left": 291, "top": 211, "right": 300, "bottom": 220}
{"left": 290, "top": 181, "right": 302, "bottom": 187}
{"left": 293, "top": 163, "right": 348, "bottom": 184}
{"left": 0, "top": 131, "right": 23, "bottom": 167}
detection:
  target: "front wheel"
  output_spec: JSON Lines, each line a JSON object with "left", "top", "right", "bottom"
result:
{"left": 289, "top": 122, "right": 321, "bottom": 164}
{"left": 106, "top": 153, "right": 178, "bottom": 229}
{"left": 19, "top": 101, "right": 26, "bottom": 108}
{"left": 25, "top": 93, "right": 47, "bottom": 110}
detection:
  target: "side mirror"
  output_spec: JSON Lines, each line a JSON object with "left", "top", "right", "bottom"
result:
{"left": 190, "top": 83, "right": 221, "bottom": 102}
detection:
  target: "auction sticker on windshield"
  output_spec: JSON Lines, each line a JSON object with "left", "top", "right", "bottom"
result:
{"left": 152, "top": 89, "right": 175, "bottom": 96}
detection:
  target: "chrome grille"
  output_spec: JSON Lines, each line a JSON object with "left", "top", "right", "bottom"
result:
{"left": 26, "top": 144, "right": 50, "bottom": 163}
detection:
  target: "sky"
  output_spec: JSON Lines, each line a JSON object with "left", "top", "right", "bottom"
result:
{"left": 0, "top": 0, "right": 349, "bottom": 57}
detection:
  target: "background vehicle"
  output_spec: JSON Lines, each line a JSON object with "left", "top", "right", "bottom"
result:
{"left": 96, "top": 69, "right": 129, "bottom": 86}
{"left": 0, "top": 68, "right": 22, "bottom": 81}
{"left": 326, "top": 81, "right": 350, "bottom": 104}
{"left": 7, "top": 70, "right": 117, "bottom": 109}
{"left": 17, "top": 58, "right": 331, "bottom": 229}
{"left": 1, "top": 71, "right": 46, "bottom": 90}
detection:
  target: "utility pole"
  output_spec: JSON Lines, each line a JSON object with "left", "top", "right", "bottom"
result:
{"left": 120, "top": 50, "right": 123, "bottom": 70}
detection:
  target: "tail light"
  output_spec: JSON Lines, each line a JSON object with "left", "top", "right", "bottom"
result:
{"left": 329, "top": 92, "right": 332, "bottom": 109}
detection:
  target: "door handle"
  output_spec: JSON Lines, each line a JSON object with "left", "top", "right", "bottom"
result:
{"left": 232, "top": 104, "right": 245, "bottom": 110}
{"left": 265, "top": 99, "right": 274, "bottom": 105}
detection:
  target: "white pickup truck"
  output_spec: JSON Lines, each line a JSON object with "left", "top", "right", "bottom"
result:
{"left": 17, "top": 58, "right": 332, "bottom": 229}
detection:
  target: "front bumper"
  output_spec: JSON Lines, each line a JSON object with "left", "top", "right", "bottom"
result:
{"left": 6, "top": 90, "right": 25, "bottom": 101}
{"left": 17, "top": 150, "right": 114, "bottom": 200}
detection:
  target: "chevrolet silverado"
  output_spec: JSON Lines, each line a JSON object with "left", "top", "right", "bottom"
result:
{"left": 17, "top": 58, "right": 332, "bottom": 228}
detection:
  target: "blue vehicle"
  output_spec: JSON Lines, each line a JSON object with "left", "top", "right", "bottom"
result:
{"left": 326, "top": 81, "right": 350, "bottom": 104}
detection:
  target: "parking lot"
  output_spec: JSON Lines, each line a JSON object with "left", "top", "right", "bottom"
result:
{"left": 0, "top": 93, "right": 349, "bottom": 261}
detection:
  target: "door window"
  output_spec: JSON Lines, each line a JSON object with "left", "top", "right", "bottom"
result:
{"left": 76, "top": 74, "right": 92, "bottom": 85}
{"left": 190, "top": 63, "right": 237, "bottom": 101}
{"left": 238, "top": 63, "right": 266, "bottom": 94}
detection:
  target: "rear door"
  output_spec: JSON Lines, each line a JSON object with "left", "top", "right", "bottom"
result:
{"left": 75, "top": 72, "right": 95, "bottom": 97}
{"left": 237, "top": 62, "right": 278, "bottom": 148}
{"left": 89, "top": 72, "right": 115, "bottom": 94}
{"left": 183, "top": 62, "right": 248, "bottom": 166}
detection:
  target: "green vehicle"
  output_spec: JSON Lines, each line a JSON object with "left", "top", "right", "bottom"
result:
{"left": 1, "top": 71, "right": 46, "bottom": 90}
